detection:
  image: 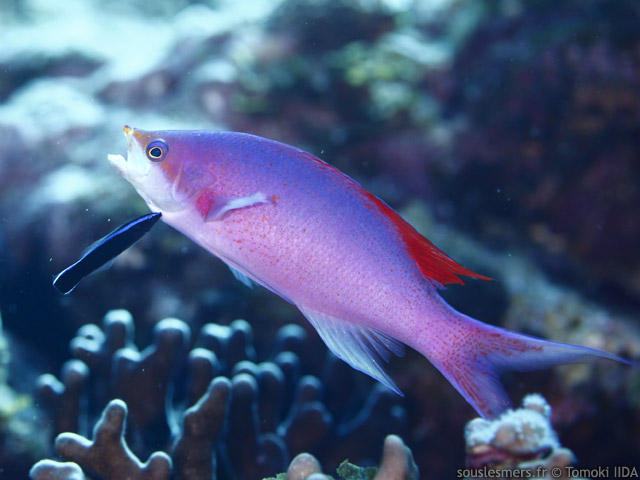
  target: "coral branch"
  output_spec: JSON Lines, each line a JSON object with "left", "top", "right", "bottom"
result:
{"left": 286, "top": 453, "right": 322, "bottom": 480}
{"left": 374, "top": 435, "right": 419, "bottom": 480}
{"left": 55, "top": 399, "right": 172, "bottom": 480}
{"left": 172, "top": 377, "right": 231, "bottom": 480}
{"left": 30, "top": 460, "right": 88, "bottom": 480}
{"left": 36, "top": 360, "right": 89, "bottom": 435}
{"left": 280, "top": 434, "right": 419, "bottom": 480}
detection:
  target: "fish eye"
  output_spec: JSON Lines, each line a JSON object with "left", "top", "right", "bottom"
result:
{"left": 146, "top": 140, "right": 168, "bottom": 162}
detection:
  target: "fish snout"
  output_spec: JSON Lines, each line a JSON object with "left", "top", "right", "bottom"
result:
{"left": 107, "top": 126, "right": 134, "bottom": 175}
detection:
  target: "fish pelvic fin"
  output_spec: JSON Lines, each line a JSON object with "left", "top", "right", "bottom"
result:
{"left": 228, "top": 264, "right": 256, "bottom": 288}
{"left": 299, "top": 307, "right": 405, "bottom": 395}
{"left": 419, "top": 309, "right": 636, "bottom": 419}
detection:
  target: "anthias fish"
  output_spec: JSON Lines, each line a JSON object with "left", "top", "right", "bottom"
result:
{"left": 108, "top": 126, "right": 632, "bottom": 418}
{"left": 53, "top": 212, "right": 162, "bottom": 295}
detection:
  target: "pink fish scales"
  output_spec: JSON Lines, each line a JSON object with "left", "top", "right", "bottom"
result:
{"left": 108, "top": 126, "right": 634, "bottom": 418}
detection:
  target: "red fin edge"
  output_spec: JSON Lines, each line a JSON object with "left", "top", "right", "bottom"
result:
{"left": 298, "top": 149, "right": 490, "bottom": 286}
{"left": 366, "top": 194, "right": 492, "bottom": 286}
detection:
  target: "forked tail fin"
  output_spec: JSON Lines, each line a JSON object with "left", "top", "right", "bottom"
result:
{"left": 418, "top": 309, "right": 636, "bottom": 419}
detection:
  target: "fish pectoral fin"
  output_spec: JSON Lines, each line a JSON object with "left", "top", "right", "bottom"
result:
{"left": 298, "top": 307, "right": 405, "bottom": 395}
{"left": 202, "top": 192, "right": 271, "bottom": 222}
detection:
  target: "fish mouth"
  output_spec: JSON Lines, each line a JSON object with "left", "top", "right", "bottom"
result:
{"left": 107, "top": 125, "right": 150, "bottom": 180}
{"left": 108, "top": 125, "right": 184, "bottom": 213}
{"left": 107, "top": 152, "right": 127, "bottom": 175}
{"left": 107, "top": 125, "right": 133, "bottom": 175}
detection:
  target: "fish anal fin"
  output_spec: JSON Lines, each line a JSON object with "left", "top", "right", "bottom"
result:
{"left": 196, "top": 191, "right": 270, "bottom": 222}
{"left": 299, "top": 307, "right": 404, "bottom": 395}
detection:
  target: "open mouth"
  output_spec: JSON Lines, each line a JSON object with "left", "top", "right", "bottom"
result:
{"left": 107, "top": 152, "right": 127, "bottom": 175}
{"left": 107, "top": 153, "right": 127, "bottom": 172}
{"left": 107, "top": 125, "right": 152, "bottom": 179}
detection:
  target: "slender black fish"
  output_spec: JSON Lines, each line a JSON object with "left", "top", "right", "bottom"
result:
{"left": 53, "top": 212, "right": 162, "bottom": 295}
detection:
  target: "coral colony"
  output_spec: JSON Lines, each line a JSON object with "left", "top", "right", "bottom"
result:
{"left": 30, "top": 310, "right": 410, "bottom": 479}
{"left": 28, "top": 311, "right": 595, "bottom": 480}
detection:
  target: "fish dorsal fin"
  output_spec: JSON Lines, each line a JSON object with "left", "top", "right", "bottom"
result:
{"left": 363, "top": 193, "right": 492, "bottom": 286}
{"left": 398, "top": 224, "right": 491, "bottom": 286}
{"left": 299, "top": 307, "right": 404, "bottom": 395}
{"left": 298, "top": 150, "right": 490, "bottom": 286}
{"left": 228, "top": 264, "right": 255, "bottom": 288}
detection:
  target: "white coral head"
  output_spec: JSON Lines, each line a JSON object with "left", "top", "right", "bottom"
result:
{"left": 522, "top": 393, "right": 551, "bottom": 418}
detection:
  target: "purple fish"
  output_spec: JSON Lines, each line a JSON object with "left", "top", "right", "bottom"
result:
{"left": 108, "top": 126, "right": 634, "bottom": 418}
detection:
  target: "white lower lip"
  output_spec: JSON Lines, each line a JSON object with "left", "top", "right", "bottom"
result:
{"left": 107, "top": 153, "right": 127, "bottom": 173}
{"left": 107, "top": 153, "right": 125, "bottom": 163}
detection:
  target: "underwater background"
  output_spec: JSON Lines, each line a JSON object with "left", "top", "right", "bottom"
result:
{"left": 1, "top": 0, "right": 639, "bottom": 478}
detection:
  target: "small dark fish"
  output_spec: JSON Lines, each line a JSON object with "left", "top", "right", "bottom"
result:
{"left": 53, "top": 212, "right": 162, "bottom": 295}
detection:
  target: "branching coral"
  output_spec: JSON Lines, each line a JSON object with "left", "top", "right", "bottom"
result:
{"left": 281, "top": 434, "right": 419, "bottom": 480}
{"left": 31, "top": 399, "right": 171, "bottom": 480}
{"left": 32, "top": 421, "right": 418, "bottom": 480}
{"left": 32, "top": 309, "right": 407, "bottom": 479}
{"left": 172, "top": 377, "right": 230, "bottom": 479}
{"left": 55, "top": 399, "right": 171, "bottom": 480}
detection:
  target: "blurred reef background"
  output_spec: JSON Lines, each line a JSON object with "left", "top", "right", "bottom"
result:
{"left": 1, "top": 0, "right": 639, "bottom": 478}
